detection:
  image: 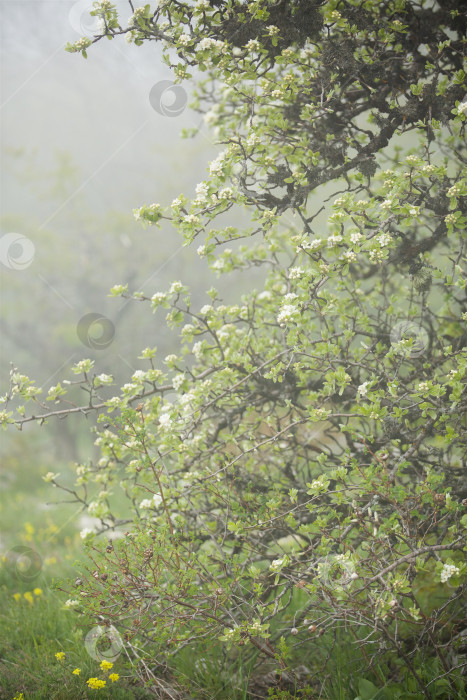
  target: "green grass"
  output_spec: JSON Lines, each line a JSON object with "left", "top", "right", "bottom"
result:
{"left": 0, "top": 441, "right": 153, "bottom": 700}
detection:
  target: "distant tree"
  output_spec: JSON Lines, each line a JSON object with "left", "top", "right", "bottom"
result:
{"left": 3, "top": 1, "right": 466, "bottom": 697}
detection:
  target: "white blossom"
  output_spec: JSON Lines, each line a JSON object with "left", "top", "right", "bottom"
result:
{"left": 277, "top": 304, "right": 300, "bottom": 325}
{"left": 440, "top": 563, "right": 460, "bottom": 583}
{"left": 209, "top": 152, "right": 227, "bottom": 176}
{"left": 245, "top": 39, "right": 260, "bottom": 51}
{"left": 327, "top": 234, "right": 343, "bottom": 247}
{"left": 219, "top": 187, "right": 233, "bottom": 200}
{"left": 192, "top": 341, "right": 203, "bottom": 359}
{"left": 170, "top": 281, "right": 183, "bottom": 294}
{"left": 159, "top": 412, "right": 173, "bottom": 429}
{"left": 357, "top": 382, "right": 370, "bottom": 396}
{"left": 195, "top": 182, "right": 209, "bottom": 198}
{"left": 177, "top": 33, "right": 191, "bottom": 46}
{"left": 96, "top": 373, "right": 113, "bottom": 385}
{"left": 172, "top": 374, "right": 185, "bottom": 391}
{"left": 377, "top": 232, "right": 392, "bottom": 246}
{"left": 198, "top": 37, "right": 224, "bottom": 51}
{"left": 43, "top": 471, "right": 60, "bottom": 483}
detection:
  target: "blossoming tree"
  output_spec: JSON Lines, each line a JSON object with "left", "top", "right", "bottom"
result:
{"left": 2, "top": 0, "right": 467, "bottom": 696}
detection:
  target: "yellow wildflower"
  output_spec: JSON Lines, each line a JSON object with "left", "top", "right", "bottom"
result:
{"left": 24, "top": 592, "right": 34, "bottom": 604}
{"left": 33, "top": 588, "right": 43, "bottom": 596}
{"left": 13, "top": 693, "right": 24, "bottom": 700}
{"left": 55, "top": 652, "right": 66, "bottom": 661}
{"left": 87, "top": 677, "right": 106, "bottom": 689}
{"left": 72, "top": 668, "right": 81, "bottom": 676}
{"left": 109, "top": 673, "right": 119, "bottom": 682}
{"left": 13, "top": 593, "right": 21, "bottom": 602}
{"left": 100, "top": 660, "right": 113, "bottom": 673}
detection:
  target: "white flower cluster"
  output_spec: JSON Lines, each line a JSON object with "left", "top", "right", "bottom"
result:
{"left": 172, "top": 374, "right": 185, "bottom": 391}
{"left": 300, "top": 238, "right": 322, "bottom": 252}
{"left": 357, "top": 381, "right": 370, "bottom": 396}
{"left": 198, "top": 37, "right": 225, "bottom": 52}
{"left": 182, "top": 214, "right": 201, "bottom": 226}
{"left": 456, "top": 101, "right": 467, "bottom": 116}
{"left": 158, "top": 411, "right": 173, "bottom": 429}
{"left": 270, "top": 557, "right": 286, "bottom": 572}
{"left": 43, "top": 471, "right": 60, "bottom": 483}
{"left": 192, "top": 341, "right": 204, "bottom": 359}
{"left": 177, "top": 33, "right": 192, "bottom": 46}
{"left": 195, "top": 181, "right": 209, "bottom": 202}
{"left": 447, "top": 183, "right": 461, "bottom": 197}
{"left": 440, "top": 563, "right": 460, "bottom": 583}
{"left": 151, "top": 292, "right": 167, "bottom": 306}
{"left": 73, "top": 37, "right": 92, "bottom": 51}
{"left": 80, "top": 528, "right": 94, "bottom": 540}
{"left": 327, "top": 234, "right": 343, "bottom": 247}
{"left": 209, "top": 151, "right": 227, "bottom": 177}
{"left": 170, "top": 281, "right": 183, "bottom": 294}
{"left": 140, "top": 494, "right": 163, "bottom": 509}
{"left": 277, "top": 301, "right": 300, "bottom": 326}
{"left": 96, "top": 373, "right": 113, "bottom": 385}
{"left": 377, "top": 232, "right": 392, "bottom": 246}
{"left": 219, "top": 187, "right": 233, "bottom": 200}
{"left": 246, "top": 39, "right": 261, "bottom": 51}
{"left": 128, "top": 7, "right": 147, "bottom": 27}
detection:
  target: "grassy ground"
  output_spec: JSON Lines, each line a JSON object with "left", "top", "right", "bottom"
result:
{"left": 0, "top": 437, "right": 153, "bottom": 699}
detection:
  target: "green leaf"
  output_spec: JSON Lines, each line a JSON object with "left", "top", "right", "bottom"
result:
{"left": 357, "top": 678, "right": 380, "bottom": 700}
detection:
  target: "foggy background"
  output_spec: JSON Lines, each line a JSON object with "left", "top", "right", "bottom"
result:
{"left": 0, "top": 0, "right": 262, "bottom": 466}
